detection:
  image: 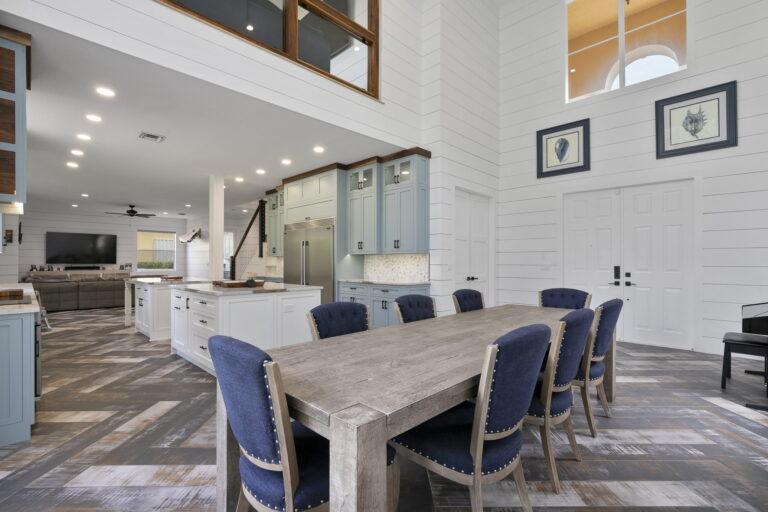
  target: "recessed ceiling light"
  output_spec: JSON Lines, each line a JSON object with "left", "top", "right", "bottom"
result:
{"left": 353, "top": 46, "right": 360, "bottom": 52}
{"left": 162, "top": 211, "right": 168, "bottom": 215}
{"left": 570, "top": 68, "right": 576, "bottom": 73}
{"left": 235, "top": 176, "right": 244, "bottom": 182}
{"left": 281, "top": 158, "right": 292, "bottom": 165}
{"left": 223, "top": 185, "right": 227, "bottom": 189}
{"left": 85, "top": 113, "right": 102, "bottom": 123}
{"left": 71, "top": 149, "right": 84, "bottom": 156}
{"left": 95, "top": 86, "right": 115, "bottom": 97}
{"left": 81, "top": 193, "right": 89, "bottom": 198}
{"left": 313, "top": 146, "right": 325, "bottom": 153}
{"left": 246, "top": 24, "right": 254, "bottom": 31}
{"left": 255, "top": 168, "right": 266, "bottom": 175}
{"left": 242, "top": 209, "right": 248, "bottom": 213}
{"left": 76, "top": 133, "right": 92, "bottom": 141}
{"left": 71, "top": 204, "right": 79, "bottom": 208}
{"left": 185, "top": 204, "right": 191, "bottom": 208}
{"left": 66, "top": 161, "right": 79, "bottom": 168}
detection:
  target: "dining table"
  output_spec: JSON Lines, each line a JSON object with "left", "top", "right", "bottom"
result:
{"left": 216, "top": 303, "right": 617, "bottom": 511}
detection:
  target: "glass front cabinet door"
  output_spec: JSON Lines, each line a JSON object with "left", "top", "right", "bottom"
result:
{"left": 347, "top": 164, "right": 380, "bottom": 255}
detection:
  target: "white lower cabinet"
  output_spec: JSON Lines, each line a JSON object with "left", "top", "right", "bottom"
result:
{"left": 135, "top": 285, "right": 171, "bottom": 341}
{"left": 170, "top": 289, "right": 321, "bottom": 374}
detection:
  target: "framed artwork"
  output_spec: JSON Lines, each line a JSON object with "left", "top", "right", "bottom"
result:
{"left": 655, "top": 81, "right": 737, "bottom": 159}
{"left": 536, "top": 119, "right": 590, "bottom": 178}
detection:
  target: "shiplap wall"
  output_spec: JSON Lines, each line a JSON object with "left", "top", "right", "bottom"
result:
{"left": 0, "top": 215, "right": 20, "bottom": 283}
{"left": 16, "top": 207, "right": 188, "bottom": 279}
{"left": 498, "top": 0, "right": 768, "bottom": 354}
{"left": 2, "top": 0, "right": 423, "bottom": 150}
{"left": 421, "top": 0, "right": 500, "bottom": 314}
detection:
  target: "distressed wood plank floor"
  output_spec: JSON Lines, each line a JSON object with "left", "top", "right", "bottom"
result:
{"left": 0, "top": 308, "right": 766, "bottom": 511}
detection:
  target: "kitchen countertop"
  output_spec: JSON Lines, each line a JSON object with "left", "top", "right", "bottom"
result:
{"left": 338, "top": 279, "right": 431, "bottom": 286}
{"left": 173, "top": 282, "right": 323, "bottom": 297}
{"left": 127, "top": 277, "right": 211, "bottom": 286}
{"left": 0, "top": 283, "right": 41, "bottom": 315}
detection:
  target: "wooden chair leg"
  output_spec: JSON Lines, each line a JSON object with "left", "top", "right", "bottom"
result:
{"left": 596, "top": 382, "right": 612, "bottom": 418}
{"left": 236, "top": 488, "right": 251, "bottom": 512}
{"left": 563, "top": 415, "right": 581, "bottom": 461}
{"left": 388, "top": 457, "right": 400, "bottom": 512}
{"left": 580, "top": 385, "right": 598, "bottom": 438}
{"left": 539, "top": 423, "right": 560, "bottom": 493}
{"left": 512, "top": 462, "right": 532, "bottom": 512}
{"left": 469, "top": 477, "right": 483, "bottom": 512}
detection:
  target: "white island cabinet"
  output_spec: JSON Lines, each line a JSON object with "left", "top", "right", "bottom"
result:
{"left": 126, "top": 278, "right": 210, "bottom": 341}
{"left": 169, "top": 283, "right": 322, "bottom": 373}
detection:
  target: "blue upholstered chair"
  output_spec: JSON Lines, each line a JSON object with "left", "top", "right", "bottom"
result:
{"left": 572, "top": 299, "right": 623, "bottom": 437}
{"left": 392, "top": 324, "right": 551, "bottom": 512}
{"left": 394, "top": 294, "right": 436, "bottom": 324}
{"left": 209, "top": 336, "right": 399, "bottom": 512}
{"left": 540, "top": 288, "right": 591, "bottom": 309}
{"left": 307, "top": 301, "right": 370, "bottom": 341}
{"left": 525, "top": 308, "right": 594, "bottom": 493}
{"left": 453, "top": 289, "right": 484, "bottom": 313}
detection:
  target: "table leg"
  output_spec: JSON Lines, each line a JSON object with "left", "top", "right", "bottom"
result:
{"left": 604, "top": 332, "right": 616, "bottom": 403}
{"left": 216, "top": 386, "right": 241, "bottom": 512}
{"left": 330, "top": 404, "right": 388, "bottom": 512}
{"left": 124, "top": 281, "right": 132, "bottom": 327}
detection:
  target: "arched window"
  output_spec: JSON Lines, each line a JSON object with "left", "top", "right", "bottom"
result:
{"left": 610, "top": 53, "right": 681, "bottom": 90}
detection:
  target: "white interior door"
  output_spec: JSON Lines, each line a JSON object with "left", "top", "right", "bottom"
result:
{"left": 454, "top": 190, "right": 490, "bottom": 302}
{"left": 622, "top": 181, "right": 693, "bottom": 349}
{"left": 564, "top": 180, "right": 693, "bottom": 349}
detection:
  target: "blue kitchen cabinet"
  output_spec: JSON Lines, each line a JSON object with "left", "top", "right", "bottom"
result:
{"left": 0, "top": 36, "right": 28, "bottom": 204}
{"left": 0, "top": 314, "right": 35, "bottom": 446}
{"left": 382, "top": 156, "right": 429, "bottom": 254}
{"left": 347, "top": 164, "right": 379, "bottom": 255}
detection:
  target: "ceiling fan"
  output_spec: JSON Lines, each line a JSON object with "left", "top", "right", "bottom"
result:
{"left": 104, "top": 204, "right": 156, "bottom": 218}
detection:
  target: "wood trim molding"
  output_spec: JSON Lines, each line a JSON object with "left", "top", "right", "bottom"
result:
{"left": 381, "top": 147, "right": 432, "bottom": 162}
{"left": 265, "top": 188, "right": 278, "bottom": 195}
{"left": 300, "top": 0, "right": 375, "bottom": 43}
{"left": 282, "top": 163, "right": 348, "bottom": 185}
{"left": 0, "top": 26, "right": 31, "bottom": 47}
{"left": 344, "top": 156, "right": 382, "bottom": 169}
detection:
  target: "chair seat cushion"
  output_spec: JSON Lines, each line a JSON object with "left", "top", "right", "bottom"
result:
{"left": 393, "top": 402, "right": 523, "bottom": 476}
{"left": 527, "top": 381, "right": 572, "bottom": 418}
{"left": 240, "top": 422, "right": 395, "bottom": 511}
{"left": 575, "top": 361, "right": 605, "bottom": 381}
{"left": 723, "top": 332, "right": 768, "bottom": 346}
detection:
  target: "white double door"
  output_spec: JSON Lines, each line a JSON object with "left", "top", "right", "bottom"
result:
{"left": 454, "top": 190, "right": 491, "bottom": 303}
{"left": 564, "top": 180, "right": 694, "bottom": 349}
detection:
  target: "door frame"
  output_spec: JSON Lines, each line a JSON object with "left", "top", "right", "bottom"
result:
{"left": 453, "top": 186, "right": 496, "bottom": 307}
{"left": 560, "top": 177, "right": 700, "bottom": 350}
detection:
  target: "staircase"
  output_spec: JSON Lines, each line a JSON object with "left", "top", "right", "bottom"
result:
{"left": 230, "top": 199, "right": 265, "bottom": 280}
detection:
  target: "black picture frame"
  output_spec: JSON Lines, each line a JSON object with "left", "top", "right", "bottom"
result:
{"left": 536, "top": 118, "right": 590, "bottom": 179}
{"left": 655, "top": 81, "right": 737, "bottom": 159}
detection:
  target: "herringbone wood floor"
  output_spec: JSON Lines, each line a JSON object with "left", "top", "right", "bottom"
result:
{"left": 0, "top": 308, "right": 766, "bottom": 511}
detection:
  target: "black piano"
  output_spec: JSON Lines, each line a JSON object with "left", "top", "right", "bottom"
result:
{"left": 721, "top": 302, "right": 768, "bottom": 411}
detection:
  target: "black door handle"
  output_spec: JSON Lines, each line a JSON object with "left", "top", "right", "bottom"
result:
{"left": 608, "top": 281, "right": 620, "bottom": 286}
{"left": 625, "top": 281, "right": 633, "bottom": 286}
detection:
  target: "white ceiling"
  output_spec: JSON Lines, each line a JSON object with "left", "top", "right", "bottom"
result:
{"left": 3, "top": 15, "right": 400, "bottom": 218}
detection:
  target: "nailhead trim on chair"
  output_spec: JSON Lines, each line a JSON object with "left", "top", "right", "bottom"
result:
{"left": 243, "top": 483, "right": 327, "bottom": 512}
{"left": 394, "top": 440, "right": 521, "bottom": 476}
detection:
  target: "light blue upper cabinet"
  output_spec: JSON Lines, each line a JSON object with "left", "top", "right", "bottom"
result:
{"left": 382, "top": 156, "right": 429, "bottom": 254}
{"left": 347, "top": 163, "right": 380, "bottom": 255}
{"left": 0, "top": 37, "right": 28, "bottom": 204}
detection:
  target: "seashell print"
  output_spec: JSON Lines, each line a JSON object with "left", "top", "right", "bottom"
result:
{"left": 682, "top": 105, "right": 706, "bottom": 138}
{"left": 554, "top": 137, "right": 570, "bottom": 162}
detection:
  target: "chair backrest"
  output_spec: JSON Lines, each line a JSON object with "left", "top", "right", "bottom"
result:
{"left": 452, "top": 289, "right": 484, "bottom": 313}
{"left": 480, "top": 324, "right": 551, "bottom": 435}
{"left": 551, "top": 308, "right": 594, "bottom": 389}
{"left": 308, "top": 302, "right": 369, "bottom": 340}
{"left": 592, "top": 298, "right": 623, "bottom": 358}
{"left": 394, "top": 294, "right": 436, "bottom": 323}
{"left": 540, "top": 288, "right": 591, "bottom": 309}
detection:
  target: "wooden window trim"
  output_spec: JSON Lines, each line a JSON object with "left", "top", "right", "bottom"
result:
{"left": 155, "top": 0, "right": 379, "bottom": 99}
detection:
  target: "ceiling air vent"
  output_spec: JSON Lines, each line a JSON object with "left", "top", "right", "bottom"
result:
{"left": 138, "top": 132, "right": 167, "bottom": 143}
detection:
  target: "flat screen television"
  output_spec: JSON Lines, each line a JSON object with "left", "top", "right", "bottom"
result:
{"left": 45, "top": 232, "right": 118, "bottom": 264}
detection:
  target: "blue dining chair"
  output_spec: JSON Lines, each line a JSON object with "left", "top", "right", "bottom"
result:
{"left": 539, "top": 288, "right": 591, "bottom": 309}
{"left": 209, "top": 336, "right": 399, "bottom": 512}
{"left": 573, "top": 298, "right": 623, "bottom": 437}
{"left": 307, "top": 301, "right": 370, "bottom": 340}
{"left": 525, "top": 308, "right": 594, "bottom": 493}
{"left": 394, "top": 294, "right": 436, "bottom": 324}
{"left": 453, "top": 289, "right": 484, "bottom": 313}
{"left": 391, "top": 324, "right": 551, "bottom": 512}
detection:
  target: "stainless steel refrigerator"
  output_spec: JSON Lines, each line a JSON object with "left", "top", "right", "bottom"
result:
{"left": 283, "top": 219, "right": 335, "bottom": 304}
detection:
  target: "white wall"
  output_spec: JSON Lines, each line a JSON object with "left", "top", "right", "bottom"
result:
{"left": 421, "top": 0, "right": 500, "bottom": 314}
{"left": 0, "top": 215, "right": 20, "bottom": 283}
{"left": 16, "top": 206, "right": 188, "bottom": 279}
{"left": 498, "top": 0, "right": 768, "bottom": 354}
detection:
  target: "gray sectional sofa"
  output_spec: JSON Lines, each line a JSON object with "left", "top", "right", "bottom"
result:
{"left": 25, "top": 273, "right": 130, "bottom": 312}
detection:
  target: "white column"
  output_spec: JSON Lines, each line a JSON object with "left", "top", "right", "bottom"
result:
{"left": 209, "top": 175, "right": 225, "bottom": 280}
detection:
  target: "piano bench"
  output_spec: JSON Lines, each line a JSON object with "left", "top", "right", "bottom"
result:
{"left": 721, "top": 332, "right": 768, "bottom": 397}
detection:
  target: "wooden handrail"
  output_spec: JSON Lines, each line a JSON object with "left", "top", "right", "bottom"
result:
{"left": 233, "top": 199, "right": 266, "bottom": 260}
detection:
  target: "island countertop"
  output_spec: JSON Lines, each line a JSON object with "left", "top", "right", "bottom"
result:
{"left": 172, "top": 282, "right": 322, "bottom": 297}
{"left": 0, "top": 283, "right": 40, "bottom": 315}
{"left": 127, "top": 277, "right": 211, "bottom": 286}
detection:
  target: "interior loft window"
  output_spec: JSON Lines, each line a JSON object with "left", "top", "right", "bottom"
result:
{"left": 567, "top": 0, "right": 686, "bottom": 102}
{"left": 156, "top": 0, "right": 379, "bottom": 97}
{"left": 137, "top": 231, "right": 176, "bottom": 270}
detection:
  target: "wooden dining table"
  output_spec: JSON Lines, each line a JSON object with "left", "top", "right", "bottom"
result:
{"left": 216, "top": 304, "right": 616, "bottom": 511}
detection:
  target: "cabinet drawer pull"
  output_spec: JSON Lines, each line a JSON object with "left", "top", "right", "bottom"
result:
{"left": 199, "top": 319, "right": 208, "bottom": 325}
{"left": 175, "top": 295, "right": 182, "bottom": 299}
{"left": 199, "top": 345, "right": 208, "bottom": 351}
{"left": 186, "top": 298, "right": 190, "bottom": 309}
{"left": 199, "top": 300, "right": 207, "bottom": 305}
{"left": 173, "top": 306, "right": 181, "bottom": 310}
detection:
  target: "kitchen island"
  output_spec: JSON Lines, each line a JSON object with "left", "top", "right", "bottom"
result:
{"left": 125, "top": 277, "right": 210, "bottom": 340}
{"left": 0, "top": 283, "right": 40, "bottom": 446}
{"left": 169, "top": 282, "right": 322, "bottom": 373}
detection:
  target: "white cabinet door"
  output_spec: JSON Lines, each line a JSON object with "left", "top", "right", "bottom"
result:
{"left": 171, "top": 298, "right": 188, "bottom": 350}
{"left": 223, "top": 295, "right": 277, "bottom": 349}
{"left": 277, "top": 292, "right": 321, "bottom": 346}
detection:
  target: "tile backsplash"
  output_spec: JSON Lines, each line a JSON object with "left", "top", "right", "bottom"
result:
{"left": 364, "top": 254, "right": 430, "bottom": 283}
